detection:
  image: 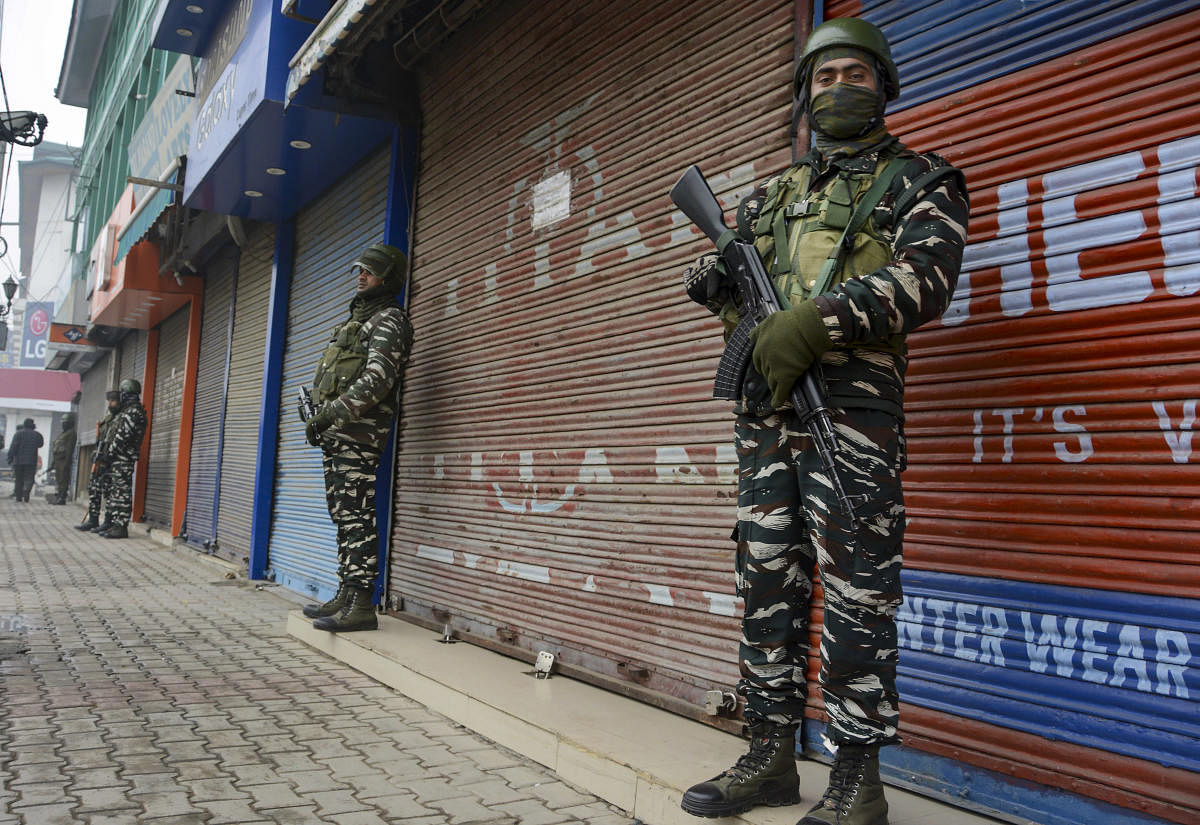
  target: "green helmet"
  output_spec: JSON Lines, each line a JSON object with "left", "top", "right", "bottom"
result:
{"left": 794, "top": 17, "right": 900, "bottom": 102}
{"left": 353, "top": 243, "right": 408, "bottom": 294}
{"left": 119, "top": 378, "right": 142, "bottom": 395}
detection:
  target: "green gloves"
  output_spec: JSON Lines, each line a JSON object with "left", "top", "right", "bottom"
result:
{"left": 751, "top": 300, "right": 834, "bottom": 408}
{"left": 305, "top": 404, "right": 336, "bottom": 446}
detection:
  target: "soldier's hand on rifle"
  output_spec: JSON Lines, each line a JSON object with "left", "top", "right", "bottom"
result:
{"left": 751, "top": 300, "right": 834, "bottom": 407}
{"left": 683, "top": 254, "right": 731, "bottom": 309}
{"left": 305, "top": 404, "right": 336, "bottom": 446}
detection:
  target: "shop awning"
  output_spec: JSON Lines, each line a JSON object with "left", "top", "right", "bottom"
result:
{"left": 285, "top": 0, "right": 380, "bottom": 106}
{"left": 113, "top": 174, "right": 177, "bottom": 265}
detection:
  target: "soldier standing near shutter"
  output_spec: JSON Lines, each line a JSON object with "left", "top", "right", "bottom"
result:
{"left": 679, "top": 18, "right": 969, "bottom": 825}
{"left": 50, "top": 413, "right": 77, "bottom": 505}
{"left": 301, "top": 243, "right": 414, "bottom": 633}
{"left": 99, "top": 379, "right": 148, "bottom": 539}
{"left": 75, "top": 391, "right": 121, "bottom": 532}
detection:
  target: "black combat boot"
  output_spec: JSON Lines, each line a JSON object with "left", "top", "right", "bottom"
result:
{"left": 100, "top": 524, "right": 129, "bottom": 539}
{"left": 680, "top": 722, "right": 800, "bottom": 817}
{"left": 74, "top": 518, "right": 99, "bottom": 531}
{"left": 91, "top": 520, "right": 112, "bottom": 533}
{"left": 798, "top": 744, "right": 888, "bottom": 825}
{"left": 302, "top": 584, "right": 349, "bottom": 619}
{"left": 312, "top": 586, "right": 378, "bottom": 632}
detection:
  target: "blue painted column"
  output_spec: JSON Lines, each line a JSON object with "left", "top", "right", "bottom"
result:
{"left": 248, "top": 219, "right": 295, "bottom": 580}
{"left": 373, "top": 125, "right": 419, "bottom": 604}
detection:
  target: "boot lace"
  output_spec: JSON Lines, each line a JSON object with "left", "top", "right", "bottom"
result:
{"left": 725, "top": 734, "right": 778, "bottom": 781}
{"left": 817, "top": 748, "right": 867, "bottom": 811}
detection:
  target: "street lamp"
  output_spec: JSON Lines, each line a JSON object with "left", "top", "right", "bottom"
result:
{"left": 0, "top": 275, "right": 16, "bottom": 352}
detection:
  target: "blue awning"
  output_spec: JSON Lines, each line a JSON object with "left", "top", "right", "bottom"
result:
{"left": 113, "top": 180, "right": 175, "bottom": 265}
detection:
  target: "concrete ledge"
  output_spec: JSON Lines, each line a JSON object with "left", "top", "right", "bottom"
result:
{"left": 290, "top": 612, "right": 1001, "bottom": 825}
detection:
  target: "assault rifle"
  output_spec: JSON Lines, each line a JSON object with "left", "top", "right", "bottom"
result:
{"left": 669, "top": 165, "right": 861, "bottom": 529}
{"left": 297, "top": 385, "right": 317, "bottom": 423}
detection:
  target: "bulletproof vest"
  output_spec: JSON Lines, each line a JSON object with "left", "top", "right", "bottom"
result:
{"left": 747, "top": 153, "right": 906, "bottom": 354}
{"left": 313, "top": 315, "right": 375, "bottom": 403}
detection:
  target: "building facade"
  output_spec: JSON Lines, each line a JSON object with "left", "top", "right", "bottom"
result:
{"left": 54, "top": 1, "right": 1199, "bottom": 823}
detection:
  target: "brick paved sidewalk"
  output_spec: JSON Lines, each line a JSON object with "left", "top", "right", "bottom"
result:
{"left": 0, "top": 498, "right": 635, "bottom": 825}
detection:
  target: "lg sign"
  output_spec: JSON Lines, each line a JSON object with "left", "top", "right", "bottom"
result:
{"left": 19, "top": 301, "right": 54, "bottom": 368}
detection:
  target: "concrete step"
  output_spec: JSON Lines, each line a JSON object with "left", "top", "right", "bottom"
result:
{"left": 290, "top": 611, "right": 1007, "bottom": 825}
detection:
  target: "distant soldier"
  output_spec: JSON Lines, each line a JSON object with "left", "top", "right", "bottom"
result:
{"left": 75, "top": 390, "right": 121, "bottom": 532}
{"left": 50, "top": 413, "right": 78, "bottom": 505}
{"left": 98, "top": 379, "right": 148, "bottom": 539}
{"left": 6, "top": 419, "right": 43, "bottom": 503}
{"left": 301, "top": 243, "right": 413, "bottom": 632}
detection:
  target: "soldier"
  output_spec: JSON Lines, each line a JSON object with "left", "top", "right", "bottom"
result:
{"left": 50, "top": 413, "right": 77, "bottom": 505}
{"left": 678, "top": 18, "right": 968, "bottom": 825}
{"left": 300, "top": 242, "right": 413, "bottom": 633}
{"left": 98, "top": 379, "right": 148, "bottom": 540}
{"left": 75, "top": 390, "right": 121, "bottom": 532}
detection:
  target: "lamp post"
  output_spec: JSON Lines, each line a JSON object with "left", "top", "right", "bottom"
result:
{"left": 0, "top": 275, "right": 17, "bottom": 352}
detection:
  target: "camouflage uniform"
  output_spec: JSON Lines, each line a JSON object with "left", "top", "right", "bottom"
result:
{"left": 312, "top": 292, "right": 413, "bottom": 590}
{"left": 51, "top": 416, "right": 77, "bottom": 503}
{"left": 84, "top": 412, "right": 116, "bottom": 524}
{"left": 103, "top": 397, "right": 148, "bottom": 529}
{"left": 695, "top": 143, "right": 968, "bottom": 745}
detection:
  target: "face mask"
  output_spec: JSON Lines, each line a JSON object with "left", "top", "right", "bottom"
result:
{"left": 808, "top": 82, "right": 882, "bottom": 139}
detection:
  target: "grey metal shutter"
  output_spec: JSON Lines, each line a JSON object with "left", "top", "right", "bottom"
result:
{"left": 77, "top": 351, "right": 113, "bottom": 448}
{"left": 184, "top": 246, "right": 238, "bottom": 550}
{"left": 267, "top": 146, "right": 390, "bottom": 598}
{"left": 217, "top": 221, "right": 276, "bottom": 567}
{"left": 390, "top": 0, "right": 793, "bottom": 716}
{"left": 118, "top": 329, "right": 146, "bottom": 386}
{"left": 143, "top": 306, "right": 190, "bottom": 528}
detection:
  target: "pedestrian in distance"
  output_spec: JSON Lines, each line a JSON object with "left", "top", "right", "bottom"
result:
{"left": 75, "top": 390, "right": 122, "bottom": 532}
{"left": 678, "top": 17, "right": 968, "bottom": 825}
{"left": 6, "top": 419, "right": 43, "bottom": 503}
{"left": 300, "top": 242, "right": 414, "bottom": 633}
{"left": 51, "top": 413, "right": 78, "bottom": 505}
{"left": 97, "top": 379, "right": 148, "bottom": 539}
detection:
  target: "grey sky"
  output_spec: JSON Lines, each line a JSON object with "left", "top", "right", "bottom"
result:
{"left": 1, "top": 0, "right": 87, "bottom": 284}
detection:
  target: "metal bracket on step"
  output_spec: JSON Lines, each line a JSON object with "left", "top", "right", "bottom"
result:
{"left": 703, "top": 690, "right": 738, "bottom": 717}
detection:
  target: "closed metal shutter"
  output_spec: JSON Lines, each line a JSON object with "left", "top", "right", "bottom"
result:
{"left": 118, "top": 329, "right": 146, "bottom": 386}
{"left": 77, "top": 352, "right": 113, "bottom": 448}
{"left": 184, "top": 246, "right": 238, "bottom": 550}
{"left": 390, "top": 0, "right": 794, "bottom": 715}
{"left": 217, "top": 222, "right": 276, "bottom": 567}
{"left": 823, "top": 2, "right": 1198, "bottom": 823}
{"left": 143, "top": 306, "right": 190, "bottom": 528}
{"left": 267, "top": 146, "right": 390, "bottom": 598}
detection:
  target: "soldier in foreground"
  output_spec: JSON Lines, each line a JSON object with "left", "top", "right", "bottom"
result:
{"left": 300, "top": 243, "right": 413, "bottom": 633}
{"left": 98, "top": 379, "right": 148, "bottom": 539}
{"left": 50, "top": 413, "right": 77, "bottom": 505}
{"left": 75, "top": 390, "right": 121, "bottom": 532}
{"left": 678, "top": 18, "right": 968, "bottom": 825}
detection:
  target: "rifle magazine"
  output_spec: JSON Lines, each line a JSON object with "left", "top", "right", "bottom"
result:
{"left": 713, "top": 317, "right": 754, "bottom": 400}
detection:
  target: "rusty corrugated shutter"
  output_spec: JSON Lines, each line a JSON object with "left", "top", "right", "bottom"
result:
{"left": 216, "top": 222, "right": 275, "bottom": 567}
{"left": 143, "top": 306, "right": 190, "bottom": 528}
{"left": 391, "top": 0, "right": 796, "bottom": 712}
{"left": 817, "top": 2, "right": 1200, "bottom": 823}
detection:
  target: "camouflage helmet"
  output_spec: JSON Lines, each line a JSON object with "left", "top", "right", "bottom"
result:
{"left": 794, "top": 17, "right": 900, "bottom": 102}
{"left": 119, "top": 378, "right": 142, "bottom": 395}
{"left": 353, "top": 242, "right": 408, "bottom": 294}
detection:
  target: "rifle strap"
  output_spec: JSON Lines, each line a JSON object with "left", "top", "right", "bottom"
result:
{"left": 806, "top": 154, "right": 909, "bottom": 300}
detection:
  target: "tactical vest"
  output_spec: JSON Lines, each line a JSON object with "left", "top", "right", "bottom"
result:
{"left": 313, "top": 311, "right": 384, "bottom": 404}
{"left": 741, "top": 151, "right": 909, "bottom": 355}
